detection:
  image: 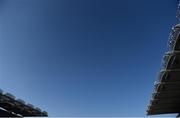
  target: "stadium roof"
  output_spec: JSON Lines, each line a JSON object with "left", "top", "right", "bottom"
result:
{"left": 147, "top": 24, "right": 180, "bottom": 115}
{"left": 0, "top": 89, "right": 48, "bottom": 117}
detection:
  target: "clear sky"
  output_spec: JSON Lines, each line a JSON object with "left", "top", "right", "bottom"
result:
{"left": 0, "top": 0, "right": 179, "bottom": 117}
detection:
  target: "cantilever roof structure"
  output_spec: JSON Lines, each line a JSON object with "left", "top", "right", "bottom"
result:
{"left": 147, "top": 24, "right": 180, "bottom": 115}
{"left": 0, "top": 89, "right": 48, "bottom": 117}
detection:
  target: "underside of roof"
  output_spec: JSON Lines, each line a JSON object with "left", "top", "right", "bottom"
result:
{"left": 147, "top": 24, "right": 180, "bottom": 115}
{"left": 0, "top": 92, "right": 48, "bottom": 117}
{"left": 147, "top": 78, "right": 180, "bottom": 115}
{"left": 0, "top": 108, "right": 21, "bottom": 117}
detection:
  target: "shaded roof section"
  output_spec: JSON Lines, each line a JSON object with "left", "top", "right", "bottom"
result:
{"left": 147, "top": 71, "right": 180, "bottom": 115}
{"left": 0, "top": 107, "right": 22, "bottom": 117}
{"left": 147, "top": 24, "right": 180, "bottom": 115}
{"left": 0, "top": 89, "right": 48, "bottom": 117}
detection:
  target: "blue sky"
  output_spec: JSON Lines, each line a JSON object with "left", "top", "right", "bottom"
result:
{"left": 0, "top": 0, "right": 179, "bottom": 117}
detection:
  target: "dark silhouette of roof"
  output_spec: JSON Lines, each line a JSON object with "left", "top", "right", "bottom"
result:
{"left": 147, "top": 24, "right": 180, "bottom": 115}
{"left": 0, "top": 89, "right": 48, "bottom": 117}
